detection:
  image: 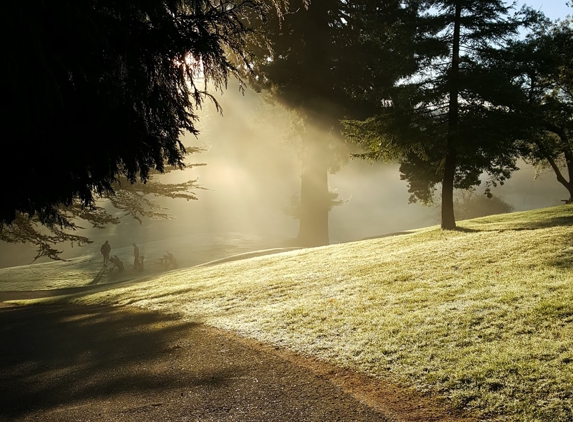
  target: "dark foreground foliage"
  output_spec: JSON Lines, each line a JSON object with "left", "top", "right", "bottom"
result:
{"left": 0, "top": 0, "right": 272, "bottom": 228}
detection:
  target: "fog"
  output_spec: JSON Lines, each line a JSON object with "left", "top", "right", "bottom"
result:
{"left": 0, "top": 84, "right": 567, "bottom": 269}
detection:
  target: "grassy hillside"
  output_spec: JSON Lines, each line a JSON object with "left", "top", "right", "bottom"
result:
{"left": 20, "top": 206, "right": 573, "bottom": 421}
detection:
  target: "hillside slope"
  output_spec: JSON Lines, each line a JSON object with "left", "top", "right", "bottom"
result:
{"left": 22, "top": 206, "right": 573, "bottom": 421}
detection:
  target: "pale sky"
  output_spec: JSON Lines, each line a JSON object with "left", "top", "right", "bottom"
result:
{"left": 517, "top": 0, "right": 571, "bottom": 20}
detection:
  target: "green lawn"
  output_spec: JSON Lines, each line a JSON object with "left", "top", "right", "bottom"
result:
{"left": 18, "top": 205, "right": 573, "bottom": 421}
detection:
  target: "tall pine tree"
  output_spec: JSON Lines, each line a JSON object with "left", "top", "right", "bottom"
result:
{"left": 344, "top": 0, "right": 539, "bottom": 229}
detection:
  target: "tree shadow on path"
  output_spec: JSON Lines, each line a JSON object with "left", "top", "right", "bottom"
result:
{"left": 0, "top": 304, "right": 394, "bottom": 422}
{"left": 0, "top": 305, "right": 241, "bottom": 420}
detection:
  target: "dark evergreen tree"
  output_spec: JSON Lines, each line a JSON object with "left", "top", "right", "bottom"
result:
{"left": 344, "top": 0, "right": 539, "bottom": 229}
{"left": 0, "top": 0, "right": 275, "bottom": 229}
{"left": 249, "top": 0, "right": 413, "bottom": 246}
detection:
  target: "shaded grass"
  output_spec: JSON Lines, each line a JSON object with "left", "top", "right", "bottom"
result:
{"left": 17, "top": 205, "right": 573, "bottom": 421}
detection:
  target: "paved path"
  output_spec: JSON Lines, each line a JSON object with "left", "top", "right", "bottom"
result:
{"left": 0, "top": 304, "right": 394, "bottom": 421}
{"left": 0, "top": 304, "right": 475, "bottom": 422}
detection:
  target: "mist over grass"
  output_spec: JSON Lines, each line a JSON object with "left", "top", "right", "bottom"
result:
{"left": 0, "top": 83, "right": 566, "bottom": 269}
{"left": 0, "top": 232, "right": 287, "bottom": 291}
{"left": 14, "top": 205, "right": 573, "bottom": 420}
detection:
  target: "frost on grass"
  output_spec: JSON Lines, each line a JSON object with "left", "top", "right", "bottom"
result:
{"left": 24, "top": 205, "right": 573, "bottom": 421}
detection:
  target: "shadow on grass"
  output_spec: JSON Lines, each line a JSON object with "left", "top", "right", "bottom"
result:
{"left": 456, "top": 217, "right": 573, "bottom": 271}
{"left": 0, "top": 272, "right": 164, "bottom": 302}
{"left": 543, "top": 231, "right": 573, "bottom": 269}
{"left": 456, "top": 213, "right": 573, "bottom": 232}
{"left": 0, "top": 304, "right": 243, "bottom": 419}
{"left": 88, "top": 264, "right": 107, "bottom": 285}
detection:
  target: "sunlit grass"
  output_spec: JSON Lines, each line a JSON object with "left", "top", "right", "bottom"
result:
{"left": 19, "top": 205, "right": 573, "bottom": 420}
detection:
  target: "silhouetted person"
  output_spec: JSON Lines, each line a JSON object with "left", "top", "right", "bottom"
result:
{"left": 109, "top": 255, "right": 124, "bottom": 272}
{"left": 162, "top": 251, "right": 177, "bottom": 270}
{"left": 101, "top": 241, "right": 111, "bottom": 265}
{"left": 133, "top": 243, "right": 140, "bottom": 270}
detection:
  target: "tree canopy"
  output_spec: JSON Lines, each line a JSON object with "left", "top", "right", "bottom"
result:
{"left": 0, "top": 160, "right": 205, "bottom": 261}
{"left": 496, "top": 20, "right": 573, "bottom": 202}
{"left": 248, "top": 0, "right": 416, "bottom": 246}
{"left": 343, "top": 0, "right": 542, "bottom": 229}
{"left": 0, "top": 0, "right": 275, "bottom": 229}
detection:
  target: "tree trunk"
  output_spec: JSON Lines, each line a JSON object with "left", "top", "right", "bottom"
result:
{"left": 546, "top": 151, "right": 573, "bottom": 203}
{"left": 538, "top": 130, "right": 573, "bottom": 203}
{"left": 296, "top": 139, "right": 330, "bottom": 247}
{"left": 441, "top": 146, "right": 457, "bottom": 229}
{"left": 564, "top": 148, "right": 573, "bottom": 202}
{"left": 565, "top": 184, "right": 573, "bottom": 203}
{"left": 442, "top": 1, "right": 462, "bottom": 230}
